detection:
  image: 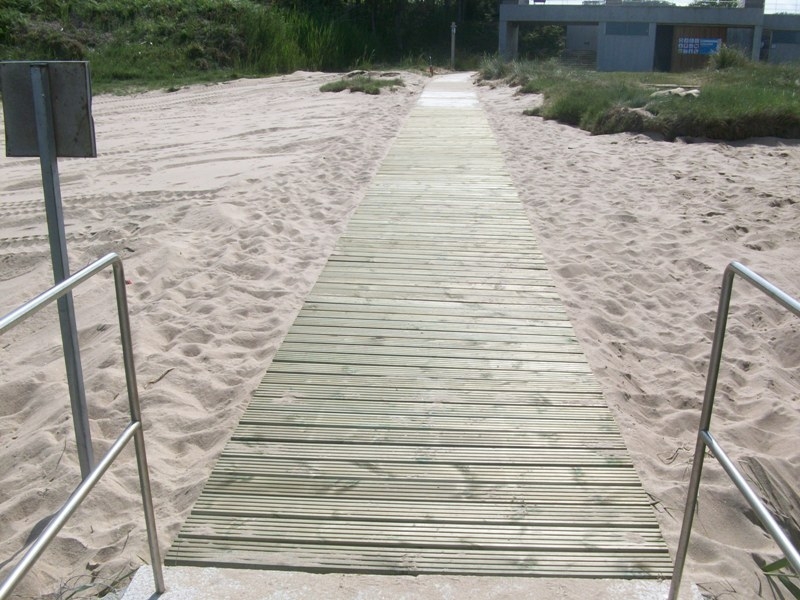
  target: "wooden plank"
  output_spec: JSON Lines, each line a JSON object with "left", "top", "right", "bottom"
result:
{"left": 242, "top": 405, "right": 612, "bottom": 425}
{"left": 314, "top": 276, "right": 558, "bottom": 290}
{"left": 274, "top": 342, "right": 588, "bottom": 364}
{"left": 231, "top": 425, "right": 622, "bottom": 448}
{"left": 243, "top": 399, "right": 610, "bottom": 420}
{"left": 252, "top": 384, "right": 608, "bottom": 406}
{"left": 202, "top": 474, "right": 649, "bottom": 503}
{"left": 298, "top": 303, "right": 569, "bottom": 322}
{"left": 319, "top": 265, "right": 553, "bottom": 281}
{"left": 332, "top": 242, "right": 547, "bottom": 256}
{"left": 306, "top": 296, "right": 565, "bottom": 318}
{"left": 166, "top": 541, "right": 672, "bottom": 578}
{"left": 174, "top": 518, "right": 667, "bottom": 551}
{"left": 238, "top": 411, "right": 616, "bottom": 433}
{"left": 312, "top": 279, "right": 560, "bottom": 295}
{"left": 274, "top": 342, "right": 582, "bottom": 363}
{"left": 307, "top": 287, "right": 563, "bottom": 305}
{"left": 220, "top": 441, "right": 634, "bottom": 466}
{"left": 284, "top": 325, "right": 576, "bottom": 345}
{"left": 262, "top": 362, "right": 601, "bottom": 388}
{"left": 327, "top": 256, "right": 548, "bottom": 270}
{"left": 289, "top": 317, "right": 576, "bottom": 337}
{"left": 257, "top": 373, "right": 602, "bottom": 394}
{"left": 272, "top": 350, "right": 593, "bottom": 373}
{"left": 281, "top": 327, "right": 578, "bottom": 344}
{"left": 189, "top": 495, "right": 656, "bottom": 525}
{"left": 210, "top": 457, "right": 636, "bottom": 485}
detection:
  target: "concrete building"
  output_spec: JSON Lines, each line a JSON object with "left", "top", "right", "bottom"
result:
{"left": 499, "top": 0, "right": 800, "bottom": 71}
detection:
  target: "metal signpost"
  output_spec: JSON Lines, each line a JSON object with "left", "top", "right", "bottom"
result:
{"left": 1, "top": 61, "right": 97, "bottom": 479}
{"left": 451, "top": 22, "right": 457, "bottom": 70}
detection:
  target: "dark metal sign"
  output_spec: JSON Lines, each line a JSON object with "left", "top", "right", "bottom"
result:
{"left": 1, "top": 61, "right": 96, "bottom": 158}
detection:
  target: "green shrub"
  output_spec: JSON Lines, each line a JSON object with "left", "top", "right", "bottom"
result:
{"left": 539, "top": 77, "right": 651, "bottom": 130}
{"left": 0, "top": 8, "right": 26, "bottom": 45}
{"left": 17, "top": 20, "right": 89, "bottom": 59}
{"left": 321, "top": 75, "right": 404, "bottom": 95}
{"left": 518, "top": 24, "right": 565, "bottom": 60}
{"left": 478, "top": 54, "right": 510, "bottom": 80}
{"left": 320, "top": 79, "right": 350, "bottom": 93}
{"left": 710, "top": 45, "right": 751, "bottom": 70}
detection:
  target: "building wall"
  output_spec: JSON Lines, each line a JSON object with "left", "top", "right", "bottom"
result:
{"left": 768, "top": 30, "right": 800, "bottom": 62}
{"left": 671, "top": 26, "right": 727, "bottom": 72}
{"left": 566, "top": 24, "right": 598, "bottom": 52}
{"left": 499, "top": 4, "right": 800, "bottom": 70}
{"left": 727, "top": 27, "right": 754, "bottom": 55}
{"left": 597, "top": 21, "right": 655, "bottom": 71}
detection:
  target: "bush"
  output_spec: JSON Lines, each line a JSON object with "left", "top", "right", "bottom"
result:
{"left": 17, "top": 20, "right": 89, "bottom": 59}
{"left": 710, "top": 45, "right": 751, "bottom": 70}
{"left": 0, "top": 8, "right": 26, "bottom": 45}
{"left": 539, "top": 77, "right": 652, "bottom": 130}
{"left": 320, "top": 75, "right": 404, "bottom": 95}
{"left": 518, "top": 24, "right": 565, "bottom": 60}
{"left": 479, "top": 54, "right": 510, "bottom": 80}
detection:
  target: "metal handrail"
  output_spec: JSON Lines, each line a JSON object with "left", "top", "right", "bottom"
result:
{"left": 0, "top": 252, "right": 165, "bottom": 599}
{"left": 669, "top": 261, "right": 800, "bottom": 600}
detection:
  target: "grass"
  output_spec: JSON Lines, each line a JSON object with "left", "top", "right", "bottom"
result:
{"left": 45, "top": 566, "right": 138, "bottom": 600}
{"left": 320, "top": 75, "right": 404, "bottom": 95}
{"left": 479, "top": 52, "right": 800, "bottom": 141}
{"left": 0, "top": 0, "right": 499, "bottom": 93}
{"left": 761, "top": 557, "right": 800, "bottom": 599}
{"left": 0, "top": 0, "right": 377, "bottom": 93}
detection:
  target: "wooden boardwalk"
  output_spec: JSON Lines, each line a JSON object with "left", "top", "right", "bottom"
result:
{"left": 166, "top": 75, "right": 672, "bottom": 578}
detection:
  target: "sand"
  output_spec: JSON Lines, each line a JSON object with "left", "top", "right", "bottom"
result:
{"left": 0, "top": 70, "right": 797, "bottom": 599}
{"left": 478, "top": 81, "right": 800, "bottom": 599}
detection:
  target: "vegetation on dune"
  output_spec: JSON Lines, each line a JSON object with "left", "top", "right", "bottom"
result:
{"left": 0, "top": 0, "right": 498, "bottom": 91}
{"left": 479, "top": 50, "right": 800, "bottom": 141}
{"left": 320, "top": 74, "right": 404, "bottom": 95}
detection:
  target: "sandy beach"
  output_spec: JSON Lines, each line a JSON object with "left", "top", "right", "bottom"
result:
{"left": 479, "top": 81, "right": 800, "bottom": 598}
{"left": 0, "top": 71, "right": 798, "bottom": 599}
{"left": 0, "top": 71, "right": 425, "bottom": 598}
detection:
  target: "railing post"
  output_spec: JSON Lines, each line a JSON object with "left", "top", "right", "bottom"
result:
{"left": 113, "top": 261, "right": 166, "bottom": 594}
{"left": 668, "top": 266, "right": 735, "bottom": 600}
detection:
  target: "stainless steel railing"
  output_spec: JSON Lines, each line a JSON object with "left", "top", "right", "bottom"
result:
{"left": 0, "top": 252, "right": 165, "bottom": 599}
{"left": 668, "top": 261, "right": 800, "bottom": 600}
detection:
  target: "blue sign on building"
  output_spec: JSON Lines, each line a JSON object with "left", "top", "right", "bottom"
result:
{"left": 678, "top": 37, "right": 722, "bottom": 55}
{"left": 699, "top": 38, "right": 722, "bottom": 54}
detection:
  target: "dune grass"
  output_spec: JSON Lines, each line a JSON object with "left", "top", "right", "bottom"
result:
{"left": 320, "top": 75, "right": 404, "bottom": 95}
{"left": 479, "top": 52, "right": 800, "bottom": 141}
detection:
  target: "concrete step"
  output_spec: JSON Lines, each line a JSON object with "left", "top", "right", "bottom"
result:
{"left": 122, "top": 565, "right": 702, "bottom": 600}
